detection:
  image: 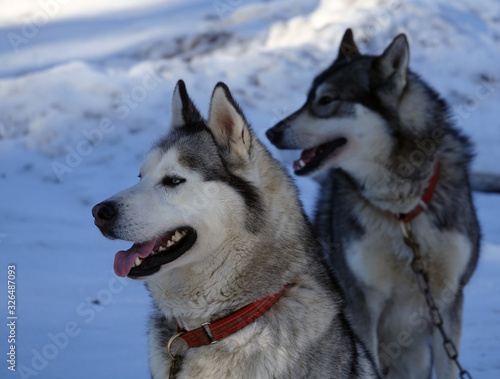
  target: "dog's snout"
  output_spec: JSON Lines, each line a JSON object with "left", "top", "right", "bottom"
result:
{"left": 92, "top": 201, "right": 117, "bottom": 222}
{"left": 266, "top": 126, "right": 283, "bottom": 144}
{"left": 92, "top": 201, "right": 119, "bottom": 239}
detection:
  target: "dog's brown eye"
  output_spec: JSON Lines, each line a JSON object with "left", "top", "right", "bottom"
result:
{"left": 162, "top": 176, "right": 186, "bottom": 186}
{"left": 318, "top": 95, "right": 335, "bottom": 105}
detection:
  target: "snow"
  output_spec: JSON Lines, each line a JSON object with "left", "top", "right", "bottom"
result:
{"left": 0, "top": 0, "right": 499, "bottom": 377}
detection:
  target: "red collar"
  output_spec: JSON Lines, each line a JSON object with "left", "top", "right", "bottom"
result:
{"left": 178, "top": 285, "right": 287, "bottom": 348}
{"left": 394, "top": 159, "right": 440, "bottom": 223}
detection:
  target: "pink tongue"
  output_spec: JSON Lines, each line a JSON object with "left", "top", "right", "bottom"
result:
{"left": 302, "top": 148, "right": 318, "bottom": 162}
{"left": 114, "top": 240, "right": 157, "bottom": 277}
{"left": 293, "top": 147, "right": 319, "bottom": 171}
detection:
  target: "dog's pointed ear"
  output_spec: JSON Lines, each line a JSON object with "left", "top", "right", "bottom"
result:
{"left": 208, "top": 82, "right": 251, "bottom": 163}
{"left": 373, "top": 34, "right": 409, "bottom": 94}
{"left": 171, "top": 80, "right": 202, "bottom": 129}
{"left": 336, "top": 28, "right": 360, "bottom": 62}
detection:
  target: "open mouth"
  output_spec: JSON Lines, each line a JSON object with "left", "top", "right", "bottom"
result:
{"left": 114, "top": 227, "right": 197, "bottom": 278}
{"left": 293, "top": 137, "right": 347, "bottom": 176}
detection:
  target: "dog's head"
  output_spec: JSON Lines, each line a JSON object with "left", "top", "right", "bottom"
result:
{"left": 267, "top": 29, "right": 414, "bottom": 179}
{"left": 93, "top": 81, "right": 274, "bottom": 280}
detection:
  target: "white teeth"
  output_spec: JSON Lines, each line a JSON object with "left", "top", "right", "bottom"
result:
{"left": 173, "top": 231, "right": 183, "bottom": 242}
{"left": 299, "top": 160, "right": 306, "bottom": 168}
{"left": 134, "top": 257, "right": 143, "bottom": 267}
{"left": 155, "top": 230, "right": 187, "bottom": 252}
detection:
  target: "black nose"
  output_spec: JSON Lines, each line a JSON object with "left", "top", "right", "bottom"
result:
{"left": 92, "top": 201, "right": 117, "bottom": 222}
{"left": 266, "top": 126, "right": 283, "bottom": 144}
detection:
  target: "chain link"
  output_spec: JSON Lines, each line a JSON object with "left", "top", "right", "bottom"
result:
{"left": 400, "top": 221, "right": 473, "bottom": 379}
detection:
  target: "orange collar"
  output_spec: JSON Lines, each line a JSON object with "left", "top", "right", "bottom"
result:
{"left": 178, "top": 285, "right": 287, "bottom": 347}
{"left": 394, "top": 159, "right": 440, "bottom": 223}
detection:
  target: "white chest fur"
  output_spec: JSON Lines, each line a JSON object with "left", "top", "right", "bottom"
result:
{"left": 345, "top": 210, "right": 472, "bottom": 303}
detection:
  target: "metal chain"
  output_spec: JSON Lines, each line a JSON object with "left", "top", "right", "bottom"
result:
{"left": 168, "top": 332, "right": 186, "bottom": 379}
{"left": 400, "top": 221, "right": 473, "bottom": 379}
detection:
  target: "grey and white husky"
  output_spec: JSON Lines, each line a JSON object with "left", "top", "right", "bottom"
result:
{"left": 267, "top": 29, "right": 480, "bottom": 378}
{"left": 92, "top": 80, "right": 379, "bottom": 378}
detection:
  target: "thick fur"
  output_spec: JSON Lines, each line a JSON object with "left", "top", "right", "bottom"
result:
{"left": 267, "top": 30, "right": 480, "bottom": 379}
{"left": 94, "top": 80, "right": 380, "bottom": 378}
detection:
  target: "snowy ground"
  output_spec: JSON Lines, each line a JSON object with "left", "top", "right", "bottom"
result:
{"left": 0, "top": 0, "right": 499, "bottom": 378}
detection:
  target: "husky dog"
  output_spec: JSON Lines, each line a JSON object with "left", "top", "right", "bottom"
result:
{"left": 92, "top": 80, "right": 379, "bottom": 378}
{"left": 267, "top": 30, "right": 480, "bottom": 378}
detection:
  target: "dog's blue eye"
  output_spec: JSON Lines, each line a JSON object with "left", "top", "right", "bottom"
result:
{"left": 162, "top": 176, "right": 186, "bottom": 186}
{"left": 318, "top": 95, "right": 335, "bottom": 105}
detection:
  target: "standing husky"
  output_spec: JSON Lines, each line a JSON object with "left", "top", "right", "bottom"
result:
{"left": 267, "top": 30, "right": 480, "bottom": 378}
{"left": 92, "top": 80, "right": 379, "bottom": 378}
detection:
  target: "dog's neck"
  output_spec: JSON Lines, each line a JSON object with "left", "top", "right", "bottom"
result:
{"left": 341, "top": 158, "right": 436, "bottom": 215}
{"left": 145, "top": 236, "right": 303, "bottom": 331}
